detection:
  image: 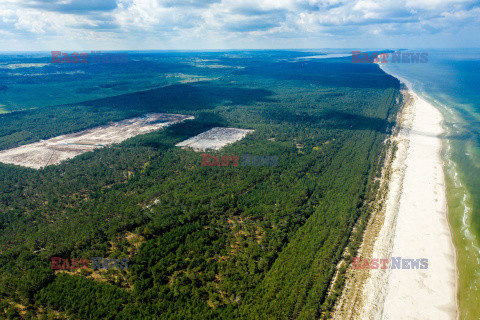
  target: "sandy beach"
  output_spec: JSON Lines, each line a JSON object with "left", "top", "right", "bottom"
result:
{"left": 333, "top": 73, "right": 458, "bottom": 319}
{"left": 381, "top": 85, "right": 457, "bottom": 319}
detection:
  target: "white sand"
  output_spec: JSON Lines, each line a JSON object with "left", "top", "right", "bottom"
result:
{"left": 359, "top": 75, "right": 458, "bottom": 319}
{"left": 175, "top": 127, "right": 253, "bottom": 151}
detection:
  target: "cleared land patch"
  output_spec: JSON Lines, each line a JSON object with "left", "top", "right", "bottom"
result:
{"left": 176, "top": 127, "right": 253, "bottom": 151}
{"left": 0, "top": 113, "right": 193, "bottom": 169}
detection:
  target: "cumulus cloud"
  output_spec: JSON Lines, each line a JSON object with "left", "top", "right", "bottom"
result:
{"left": 0, "top": 0, "right": 479, "bottom": 49}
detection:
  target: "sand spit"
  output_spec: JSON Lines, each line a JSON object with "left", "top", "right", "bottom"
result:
{"left": 333, "top": 79, "right": 458, "bottom": 319}
{"left": 175, "top": 127, "right": 254, "bottom": 151}
{"left": 0, "top": 113, "right": 193, "bottom": 169}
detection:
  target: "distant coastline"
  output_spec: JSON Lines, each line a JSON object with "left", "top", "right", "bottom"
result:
{"left": 377, "top": 67, "right": 458, "bottom": 319}
{"left": 380, "top": 51, "right": 480, "bottom": 319}
{"left": 333, "top": 65, "right": 459, "bottom": 319}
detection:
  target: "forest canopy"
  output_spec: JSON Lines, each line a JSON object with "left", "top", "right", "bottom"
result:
{"left": 0, "top": 51, "right": 401, "bottom": 319}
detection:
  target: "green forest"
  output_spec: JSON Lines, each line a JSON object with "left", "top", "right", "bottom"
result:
{"left": 0, "top": 52, "right": 401, "bottom": 319}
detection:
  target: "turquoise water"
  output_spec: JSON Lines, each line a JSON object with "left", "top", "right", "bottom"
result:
{"left": 380, "top": 49, "right": 480, "bottom": 319}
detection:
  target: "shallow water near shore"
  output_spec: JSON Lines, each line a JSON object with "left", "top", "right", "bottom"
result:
{"left": 381, "top": 49, "right": 480, "bottom": 319}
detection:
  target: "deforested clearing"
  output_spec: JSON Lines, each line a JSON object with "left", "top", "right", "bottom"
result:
{"left": 175, "top": 127, "right": 254, "bottom": 151}
{"left": 0, "top": 113, "right": 193, "bottom": 169}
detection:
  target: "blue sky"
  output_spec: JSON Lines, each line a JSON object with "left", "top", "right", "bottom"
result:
{"left": 1, "top": 0, "right": 479, "bottom": 51}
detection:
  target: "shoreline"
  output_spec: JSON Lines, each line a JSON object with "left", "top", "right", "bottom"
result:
{"left": 378, "top": 76, "right": 458, "bottom": 319}
{"left": 333, "top": 68, "right": 459, "bottom": 319}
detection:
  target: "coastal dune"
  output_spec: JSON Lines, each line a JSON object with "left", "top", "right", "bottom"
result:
{"left": 333, "top": 74, "right": 458, "bottom": 319}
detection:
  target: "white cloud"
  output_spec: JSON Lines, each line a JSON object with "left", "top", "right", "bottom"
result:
{"left": 0, "top": 0, "right": 479, "bottom": 49}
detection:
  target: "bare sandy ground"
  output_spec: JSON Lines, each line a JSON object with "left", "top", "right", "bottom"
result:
{"left": 333, "top": 76, "right": 458, "bottom": 319}
{"left": 175, "top": 127, "right": 253, "bottom": 151}
{"left": 0, "top": 113, "right": 193, "bottom": 169}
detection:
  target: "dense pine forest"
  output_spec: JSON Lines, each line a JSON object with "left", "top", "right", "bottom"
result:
{"left": 0, "top": 51, "right": 401, "bottom": 319}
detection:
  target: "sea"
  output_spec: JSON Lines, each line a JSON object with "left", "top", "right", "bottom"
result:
{"left": 380, "top": 49, "right": 480, "bottom": 319}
